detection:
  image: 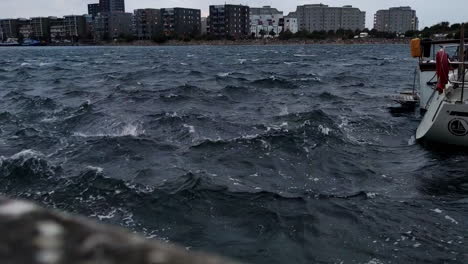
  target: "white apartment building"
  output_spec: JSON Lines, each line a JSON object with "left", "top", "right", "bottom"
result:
{"left": 283, "top": 17, "right": 298, "bottom": 33}
{"left": 250, "top": 6, "right": 283, "bottom": 38}
{"left": 294, "top": 4, "right": 365, "bottom": 32}
{"left": 374, "top": 7, "right": 418, "bottom": 33}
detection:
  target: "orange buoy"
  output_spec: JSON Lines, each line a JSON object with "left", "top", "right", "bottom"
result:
{"left": 410, "top": 38, "right": 422, "bottom": 58}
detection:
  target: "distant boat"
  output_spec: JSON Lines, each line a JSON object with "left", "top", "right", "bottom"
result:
{"left": 21, "top": 39, "right": 41, "bottom": 46}
{"left": 0, "top": 38, "right": 20, "bottom": 46}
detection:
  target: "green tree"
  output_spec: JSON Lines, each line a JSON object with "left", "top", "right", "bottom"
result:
{"left": 294, "top": 30, "right": 309, "bottom": 39}
{"left": 450, "top": 23, "right": 461, "bottom": 31}
{"left": 405, "top": 30, "right": 418, "bottom": 38}
{"left": 269, "top": 29, "right": 276, "bottom": 38}
{"left": 279, "top": 30, "right": 293, "bottom": 40}
{"left": 152, "top": 33, "right": 167, "bottom": 44}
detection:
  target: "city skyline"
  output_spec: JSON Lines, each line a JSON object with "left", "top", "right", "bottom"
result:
{"left": 0, "top": 0, "right": 466, "bottom": 29}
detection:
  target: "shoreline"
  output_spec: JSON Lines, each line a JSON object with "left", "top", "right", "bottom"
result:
{"left": 1, "top": 38, "right": 410, "bottom": 47}
{"left": 94, "top": 38, "right": 410, "bottom": 46}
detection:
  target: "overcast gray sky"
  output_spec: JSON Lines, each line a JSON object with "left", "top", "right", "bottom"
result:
{"left": 0, "top": 0, "right": 466, "bottom": 29}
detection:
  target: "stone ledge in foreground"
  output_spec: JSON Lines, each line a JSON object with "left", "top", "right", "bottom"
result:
{"left": 0, "top": 196, "right": 242, "bottom": 264}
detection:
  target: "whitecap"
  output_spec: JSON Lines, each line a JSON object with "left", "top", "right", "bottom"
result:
{"left": 318, "top": 125, "right": 331, "bottom": 136}
{"left": 365, "top": 258, "right": 385, "bottom": 264}
{"left": 73, "top": 123, "right": 145, "bottom": 138}
{"left": 294, "top": 77, "right": 321, "bottom": 82}
{"left": 183, "top": 124, "right": 195, "bottom": 134}
{"left": 41, "top": 117, "right": 58, "bottom": 123}
{"left": 294, "top": 54, "right": 317, "bottom": 57}
{"left": 120, "top": 123, "right": 144, "bottom": 136}
{"left": 445, "top": 215, "right": 458, "bottom": 224}
{"left": 279, "top": 106, "right": 289, "bottom": 116}
{"left": 91, "top": 208, "right": 117, "bottom": 221}
{"left": 11, "top": 149, "right": 44, "bottom": 160}
{"left": 86, "top": 166, "right": 103, "bottom": 174}
{"left": 217, "top": 72, "right": 231, "bottom": 77}
{"left": 39, "top": 62, "right": 53, "bottom": 67}
{"left": 238, "top": 59, "right": 247, "bottom": 64}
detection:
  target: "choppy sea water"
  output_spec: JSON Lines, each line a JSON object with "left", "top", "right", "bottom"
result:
{"left": 0, "top": 45, "right": 466, "bottom": 264}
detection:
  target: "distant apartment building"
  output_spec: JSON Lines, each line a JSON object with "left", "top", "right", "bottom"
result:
{"left": 94, "top": 12, "right": 132, "bottom": 40}
{"left": 30, "top": 17, "right": 50, "bottom": 40}
{"left": 250, "top": 6, "right": 283, "bottom": 38}
{"left": 64, "top": 15, "right": 87, "bottom": 39}
{"left": 50, "top": 17, "right": 65, "bottom": 42}
{"left": 209, "top": 4, "right": 250, "bottom": 38}
{"left": 88, "top": 3, "right": 101, "bottom": 17}
{"left": 374, "top": 7, "right": 418, "bottom": 33}
{"left": 0, "top": 19, "right": 20, "bottom": 39}
{"left": 294, "top": 4, "right": 365, "bottom": 32}
{"left": 83, "top": 15, "right": 94, "bottom": 39}
{"left": 88, "top": 0, "right": 125, "bottom": 17}
{"left": 133, "top": 9, "right": 162, "bottom": 39}
{"left": 160, "top": 8, "right": 201, "bottom": 37}
{"left": 18, "top": 19, "right": 33, "bottom": 39}
{"left": 201, "top": 17, "right": 208, "bottom": 35}
{"left": 99, "top": 0, "right": 125, "bottom": 13}
{"left": 283, "top": 16, "right": 298, "bottom": 33}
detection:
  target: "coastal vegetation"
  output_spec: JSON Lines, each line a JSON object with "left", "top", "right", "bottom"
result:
{"left": 118, "top": 22, "right": 468, "bottom": 45}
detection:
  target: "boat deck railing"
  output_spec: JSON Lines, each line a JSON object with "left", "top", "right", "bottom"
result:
{"left": 449, "top": 61, "right": 467, "bottom": 103}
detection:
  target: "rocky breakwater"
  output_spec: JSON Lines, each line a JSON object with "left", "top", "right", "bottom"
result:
{"left": 0, "top": 196, "right": 241, "bottom": 264}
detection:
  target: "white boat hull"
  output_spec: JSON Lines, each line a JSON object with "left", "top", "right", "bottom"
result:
{"left": 416, "top": 87, "right": 468, "bottom": 146}
{"left": 419, "top": 70, "right": 436, "bottom": 110}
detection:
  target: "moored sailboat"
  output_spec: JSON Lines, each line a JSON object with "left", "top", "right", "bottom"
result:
{"left": 415, "top": 24, "right": 468, "bottom": 146}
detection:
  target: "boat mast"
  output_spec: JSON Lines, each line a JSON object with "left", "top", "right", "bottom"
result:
{"left": 459, "top": 23, "right": 465, "bottom": 102}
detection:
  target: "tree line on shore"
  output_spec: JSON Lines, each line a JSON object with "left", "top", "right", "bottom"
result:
{"left": 405, "top": 22, "right": 467, "bottom": 39}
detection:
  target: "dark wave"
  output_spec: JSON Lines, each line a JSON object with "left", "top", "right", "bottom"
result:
{"left": 8, "top": 94, "right": 59, "bottom": 111}
{"left": 250, "top": 76, "right": 298, "bottom": 89}
{"left": 318, "top": 91, "right": 343, "bottom": 101}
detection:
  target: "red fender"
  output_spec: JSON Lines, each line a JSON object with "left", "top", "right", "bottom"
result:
{"left": 436, "top": 49, "right": 450, "bottom": 93}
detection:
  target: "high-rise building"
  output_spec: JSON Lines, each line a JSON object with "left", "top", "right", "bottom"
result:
{"left": 209, "top": 4, "right": 250, "bottom": 38}
{"left": 161, "top": 8, "right": 201, "bottom": 37}
{"left": 94, "top": 12, "right": 132, "bottom": 40}
{"left": 133, "top": 9, "right": 162, "bottom": 39}
{"left": 64, "top": 15, "right": 87, "bottom": 39}
{"left": 88, "top": 3, "right": 101, "bottom": 17}
{"left": 0, "top": 19, "right": 20, "bottom": 39}
{"left": 250, "top": 6, "right": 283, "bottom": 38}
{"left": 374, "top": 7, "right": 418, "bottom": 33}
{"left": 99, "top": 0, "right": 125, "bottom": 13}
{"left": 294, "top": 4, "right": 365, "bottom": 32}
